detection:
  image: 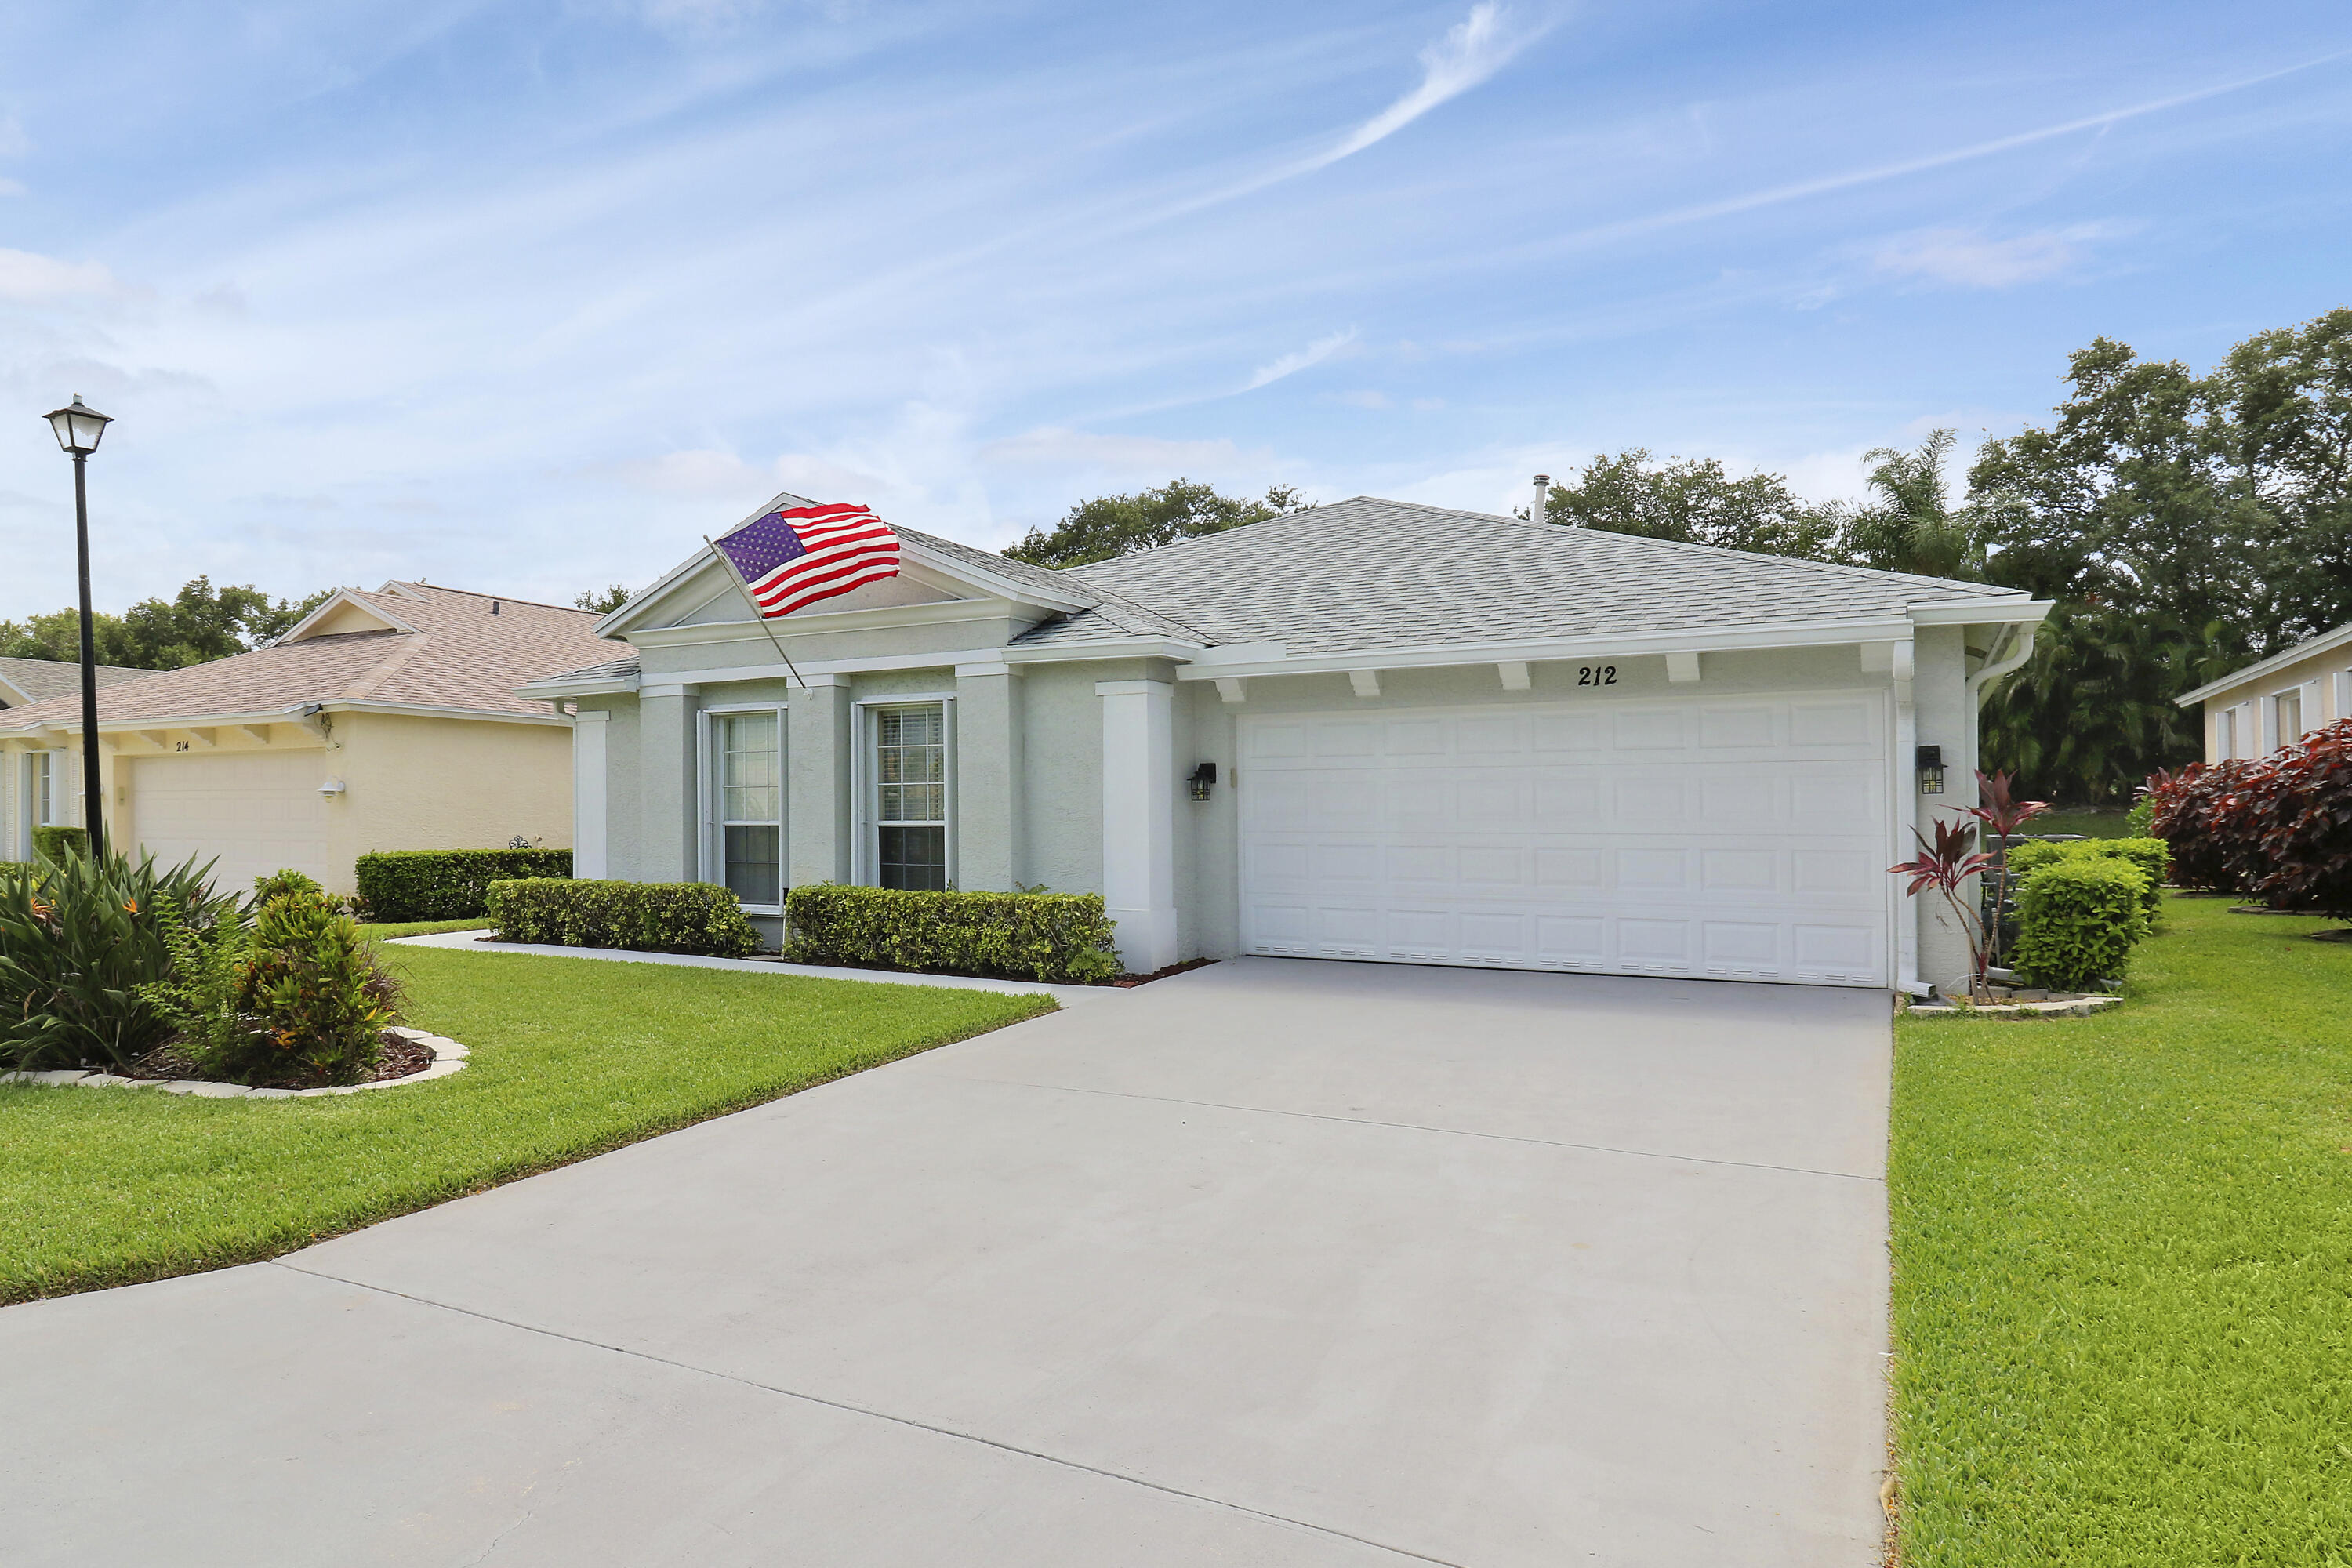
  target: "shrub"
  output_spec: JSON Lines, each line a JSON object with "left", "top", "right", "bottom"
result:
{"left": 139, "top": 906, "right": 257, "bottom": 1072}
{"left": 2009, "top": 857, "right": 2153, "bottom": 992}
{"left": 32, "top": 826, "right": 88, "bottom": 863}
{"left": 140, "top": 887, "right": 404, "bottom": 1087}
{"left": 2145, "top": 760, "right": 2260, "bottom": 892}
{"left": 354, "top": 848, "right": 572, "bottom": 922}
{"left": 227, "top": 891, "right": 402, "bottom": 1085}
{"left": 486, "top": 878, "right": 760, "bottom": 958}
{"left": 2002, "top": 838, "right": 2169, "bottom": 922}
{"left": 2241, "top": 717, "right": 2352, "bottom": 920}
{"left": 0, "top": 850, "right": 240, "bottom": 1070}
{"left": 2124, "top": 793, "right": 2156, "bottom": 836}
{"left": 784, "top": 884, "right": 1122, "bottom": 984}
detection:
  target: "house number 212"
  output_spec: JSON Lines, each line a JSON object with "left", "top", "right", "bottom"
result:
{"left": 1577, "top": 665, "right": 1618, "bottom": 687}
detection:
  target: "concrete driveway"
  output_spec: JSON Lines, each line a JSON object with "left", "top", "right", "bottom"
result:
{"left": 0, "top": 958, "right": 1891, "bottom": 1566}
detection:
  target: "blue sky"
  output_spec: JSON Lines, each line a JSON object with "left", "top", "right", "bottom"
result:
{"left": 2, "top": 1, "right": 2349, "bottom": 617}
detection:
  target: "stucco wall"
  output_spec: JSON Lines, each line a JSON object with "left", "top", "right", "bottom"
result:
{"left": 2197, "top": 638, "right": 2352, "bottom": 760}
{"left": 584, "top": 630, "right": 1998, "bottom": 989}
{"left": 331, "top": 713, "right": 575, "bottom": 880}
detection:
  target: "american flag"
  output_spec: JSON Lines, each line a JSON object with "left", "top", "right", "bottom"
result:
{"left": 712, "top": 503, "right": 902, "bottom": 619}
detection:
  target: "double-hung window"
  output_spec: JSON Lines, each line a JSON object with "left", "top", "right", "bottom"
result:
{"left": 34, "top": 752, "right": 56, "bottom": 826}
{"left": 710, "top": 710, "right": 782, "bottom": 906}
{"left": 2274, "top": 688, "right": 2303, "bottom": 751}
{"left": 873, "top": 705, "right": 948, "bottom": 890}
{"left": 2215, "top": 707, "right": 2236, "bottom": 760}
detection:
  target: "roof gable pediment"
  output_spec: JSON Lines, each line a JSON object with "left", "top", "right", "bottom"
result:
{"left": 597, "top": 491, "right": 1097, "bottom": 639}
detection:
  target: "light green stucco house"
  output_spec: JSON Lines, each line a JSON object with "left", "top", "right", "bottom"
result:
{"left": 522, "top": 492, "right": 2049, "bottom": 993}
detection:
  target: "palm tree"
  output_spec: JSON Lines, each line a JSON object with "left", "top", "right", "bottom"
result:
{"left": 1846, "top": 430, "right": 1984, "bottom": 579}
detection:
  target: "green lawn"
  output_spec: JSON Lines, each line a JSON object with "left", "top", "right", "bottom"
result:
{"left": 0, "top": 946, "right": 1053, "bottom": 1304}
{"left": 1892, "top": 895, "right": 2352, "bottom": 1563}
{"left": 2027, "top": 807, "right": 2138, "bottom": 839}
{"left": 358, "top": 918, "right": 492, "bottom": 938}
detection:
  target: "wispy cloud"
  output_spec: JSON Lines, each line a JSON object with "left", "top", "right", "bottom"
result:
{"left": 1872, "top": 223, "right": 2125, "bottom": 289}
{"left": 1512, "top": 48, "right": 2352, "bottom": 263}
{"left": 1306, "top": 3, "right": 1535, "bottom": 172}
{"left": 1247, "top": 327, "right": 1359, "bottom": 390}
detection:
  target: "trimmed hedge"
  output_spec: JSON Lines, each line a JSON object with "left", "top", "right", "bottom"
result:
{"left": 355, "top": 848, "right": 572, "bottom": 922}
{"left": 485, "top": 877, "right": 760, "bottom": 958}
{"left": 32, "top": 826, "right": 88, "bottom": 863}
{"left": 2010, "top": 857, "right": 2153, "bottom": 992}
{"left": 2004, "top": 837, "right": 2170, "bottom": 920}
{"left": 785, "top": 884, "right": 1121, "bottom": 984}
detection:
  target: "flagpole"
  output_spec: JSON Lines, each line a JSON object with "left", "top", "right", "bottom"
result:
{"left": 706, "top": 535, "right": 806, "bottom": 690}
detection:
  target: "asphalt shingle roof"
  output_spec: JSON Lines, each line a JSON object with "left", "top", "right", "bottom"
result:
{"left": 0, "top": 583, "right": 622, "bottom": 732}
{"left": 0, "top": 656, "right": 151, "bottom": 707}
{"left": 1020, "top": 496, "right": 2021, "bottom": 653}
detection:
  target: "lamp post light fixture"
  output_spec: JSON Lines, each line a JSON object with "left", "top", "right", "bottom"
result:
{"left": 42, "top": 395, "right": 114, "bottom": 858}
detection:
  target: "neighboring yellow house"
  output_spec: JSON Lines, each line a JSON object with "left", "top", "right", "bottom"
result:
{"left": 2176, "top": 619, "right": 2352, "bottom": 762}
{"left": 0, "top": 583, "right": 620, "bottom": 895}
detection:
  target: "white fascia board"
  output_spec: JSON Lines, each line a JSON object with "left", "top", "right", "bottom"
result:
{"left": 1904, "top": 597, "right": 2052, "bottom": 627}
{"left": 276, "top": 587, "right": 419, "bottom": 644}
{"left": 2175, "top": 619, "right": 2352, "bottom": 707}
{"left": 1165, "top": 615, "right": 1926, "bottom": 681}
{"left": 1002, "top": 637, "right": 1206, "bottom": 667}
{"left": 897, "top": 537, "right": 1098, "bottom": 615}
{"left": 321, "top": 700, "right": 574, "bottom": 728}
{"left": 517, "top": 671, "right": 641, "bottom": 699}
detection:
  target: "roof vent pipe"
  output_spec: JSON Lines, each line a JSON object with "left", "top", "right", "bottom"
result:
{"left": 1532, "top": 474, "right": 1553, "bottom": 526}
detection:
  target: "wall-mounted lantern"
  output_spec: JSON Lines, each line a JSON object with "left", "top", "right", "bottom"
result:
{"left": 1915, "top": 745, "right": 1945, "bottom": 796}
{"left": 318, "top": 778, "right": 347, "bottom": 798}
{"left": 1187, "top": 762, "right": 1217, "bottom": 803}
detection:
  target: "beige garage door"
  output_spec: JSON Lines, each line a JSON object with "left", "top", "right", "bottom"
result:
{"left": 1238, "top": 691, "right": 1893, "bottom": 988}
{"left": 134, "top": 750, "right": 332, "bottom": 896}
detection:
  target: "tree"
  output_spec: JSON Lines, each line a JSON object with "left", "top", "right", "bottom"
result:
{"left": 1003, "top": 479, "right": 1311, "bottom": 569}
{"left": 1540, "top": 450, "right": 1846, "bottom": 560}
{"left": 0, "top": 577, "right": 332, "bottom": 671}
{"left": 1845, "top": 430, "right": 1984, "bottom": 579}
{"left": 575, "top": 585, "right": 632, "bottom": 615}
{"left": 1967, "top": 309, "right": 2352, "bottom": 800}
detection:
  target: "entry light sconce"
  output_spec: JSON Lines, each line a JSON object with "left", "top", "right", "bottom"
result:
{"left": 1915, "top": 745, "right": 1945, "bottom": 796}
{"left": 318, "top": 778, "right": 347, "bottom": 798}
{"left": 1187, "top": 762, "right": 1217, "bottom": 803}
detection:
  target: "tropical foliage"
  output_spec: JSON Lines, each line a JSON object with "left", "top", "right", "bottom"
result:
{"left": 1889, "top": 819, "right": 1998, "bottom": 1001}
{"left": 0, "top": 851, "right": 241, "bottom": 1069}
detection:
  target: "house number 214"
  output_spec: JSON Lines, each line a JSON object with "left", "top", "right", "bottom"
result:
{"left": 1577, "top": 665, "right": 1618, "bottom": 687}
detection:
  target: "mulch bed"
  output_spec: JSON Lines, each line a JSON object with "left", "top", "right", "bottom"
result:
{"left": 1112, "top": 957, "right": 1218, "bottom": 988}
{"left": 119, "top": 1030, "right": 432, "bottom": 1090}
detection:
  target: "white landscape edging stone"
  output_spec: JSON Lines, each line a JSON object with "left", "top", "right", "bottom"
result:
{"left": 0, "top": 1026, "right": 469, "bottom": 1098}
{"left": 1905, "top": 993, "right": 2123, "bottom": 1020}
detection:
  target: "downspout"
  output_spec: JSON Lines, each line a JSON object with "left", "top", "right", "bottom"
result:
{"left": 1964, "top": 620, "right": 2038, "bottom": 729}
{"left": 1893, "top": 639, "right": 1925, "bottom": 996}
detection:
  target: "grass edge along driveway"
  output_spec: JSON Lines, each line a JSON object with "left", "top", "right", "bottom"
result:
{"left": 0, "top": 944, "right": 1054, "bottom": 1305}
{"left": 1889, "top": 895, "right": 2352, "bottom": 1565}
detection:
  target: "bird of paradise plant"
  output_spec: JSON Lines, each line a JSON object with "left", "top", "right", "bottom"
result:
{"left": 1889, "top": 818, "right": 1998, "bottom": 1003}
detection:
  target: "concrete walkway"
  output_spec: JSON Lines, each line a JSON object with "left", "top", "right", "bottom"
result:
{"left": 0, "top": 959, "right": 1893, "bottom": 1566}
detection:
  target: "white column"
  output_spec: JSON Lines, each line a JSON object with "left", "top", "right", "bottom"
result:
{"left": 572, "top": 710, "right": 610, "bottom": 879}
{"left": 1097, "top": 677, "right": 1178, "bottom": 973}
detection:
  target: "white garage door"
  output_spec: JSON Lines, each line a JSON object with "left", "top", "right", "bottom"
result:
{"left": 1239, "top": 691, "right": 1892, "bottom": 987}
{"left": 134, "top": 750, "right": 332, "bottom": 896}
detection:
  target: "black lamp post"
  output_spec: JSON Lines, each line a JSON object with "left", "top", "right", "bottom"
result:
{"left": 42, "top": 396, "right": 114, "bottom": 858}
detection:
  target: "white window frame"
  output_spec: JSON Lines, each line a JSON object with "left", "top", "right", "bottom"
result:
{"left": 34, "top": 750, "right": 56, "bottom": 827}
{"left": 851, "top": 695, "right": 956, "bottom": 889}
{"left": 697, "top": 703, "right": 788, "bottom": 914}
{"left": 2214, "top": 706, "right": 2235, "bottom": 762}
{"left": 2270, "top": 685, "right": 2304, "bottom": 752}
